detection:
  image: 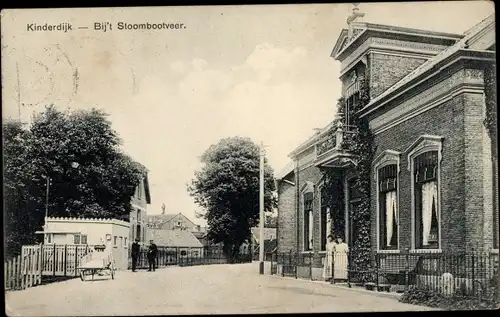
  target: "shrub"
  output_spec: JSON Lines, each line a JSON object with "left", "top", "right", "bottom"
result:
{"left": 400, "top": 288, "right": 498, "bottom": 310}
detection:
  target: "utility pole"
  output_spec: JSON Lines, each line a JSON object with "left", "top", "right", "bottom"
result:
{"left": 259, "top": 141, "right": 265, "bottom": 275}
{"left": 45, "top": 176, "right": 50, "bottom": 218}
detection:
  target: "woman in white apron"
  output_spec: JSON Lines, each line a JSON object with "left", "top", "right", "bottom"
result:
{"left": 333, "top": 236, "right": 349, "bottom": 280}
{"left": 322, "top": 234, "right": 335, "bottom": 281}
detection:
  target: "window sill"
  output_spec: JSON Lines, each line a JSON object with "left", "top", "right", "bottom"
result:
{"left": 410, "top": 249, "right": 442, "bottom": 254}
{"left": 318, "top": 251, "right": 327, "bottom": 255}
{"left": 301, "top": 251, "right": 313, "bottom": 254}
{"left": 377, "top": 249, "right": 400, "bottom": 254}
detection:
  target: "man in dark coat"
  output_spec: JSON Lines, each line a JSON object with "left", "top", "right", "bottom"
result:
{"left": 131, "top": 238, "right": 140, "bottom": 272}
{"left": 147, "top": 240, "right": 158, "bottom": 271}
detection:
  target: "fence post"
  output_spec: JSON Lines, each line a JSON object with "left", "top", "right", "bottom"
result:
{"left": 375, "top": 252, "right": 379, "bottom": 291}
{"left": 63, "top": 245, "right": 67, "bottom": 277}
{"left": 404, "top": 248, "right": 410, "bottom": 293}
{"left": 472, "top": 248, "right": 476, "bottom": 297}
{"left": 309, "top": 253, "right": 313, "bottom": 281}
{"left": 53, "top": 244, "right": 56, "bottom": 277}
{"left": 331, "top": 251, "right": 335, "bottom": 284}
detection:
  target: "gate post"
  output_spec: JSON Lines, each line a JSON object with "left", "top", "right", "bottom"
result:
{"left": 404, "top": 248, "right": 410, "bottom": 292}
{"left": 63, "top": 245, "right": 67, "bottom": 277}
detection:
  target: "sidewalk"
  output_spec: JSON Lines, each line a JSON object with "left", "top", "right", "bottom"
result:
{"left": 268, "top": 274, "right": 403, "bottom": 300}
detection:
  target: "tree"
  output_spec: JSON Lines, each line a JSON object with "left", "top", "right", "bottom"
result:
{"left": 187, "top": 137, "right": 277, "bottom": 260}
{"left": 3, "top": 105, "right": 145, "bottom": 257}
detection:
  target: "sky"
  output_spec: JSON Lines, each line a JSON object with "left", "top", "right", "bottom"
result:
{"left": 1, "top": 2, "right": 494, "bottom": 225}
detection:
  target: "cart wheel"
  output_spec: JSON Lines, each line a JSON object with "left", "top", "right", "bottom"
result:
{"left": 80, "top": 270, "right": 85, "bottom": 281}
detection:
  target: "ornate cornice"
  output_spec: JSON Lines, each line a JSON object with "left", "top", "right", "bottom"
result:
{"left": 340, "top": 37, "right": 448, "bottom": 73}
{"left": 369, "top": 67, "right": 485, "bottom": 134}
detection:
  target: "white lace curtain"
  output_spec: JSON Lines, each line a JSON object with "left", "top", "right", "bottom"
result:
{"left": 308, "top": 210, "right": 314, "bottom": 250}
{"left": 421, "top": 181, "right": 438, "bottom": 246}
{"left": 385, "top": 191, "right": 398, "bottom": 246}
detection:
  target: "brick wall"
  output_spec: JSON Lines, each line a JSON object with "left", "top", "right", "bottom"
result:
{"left": 371, "top": 93, "right": 467, "bottom": 252}
{"left": 296, "top": 164, "right": 323, "bottom": 267}
{"left": 277, "top": 180, "right": 296, "bottom": 253}
{"left": 370, "top": 53, "right": 427, "bottom": 99}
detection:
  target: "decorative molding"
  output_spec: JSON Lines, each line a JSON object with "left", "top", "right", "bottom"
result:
{"left": 373, "top": 150, "right": 401, "bottom": 180}
{"left": 373, "top": 86, "right": 484, "bottom": 135}
{"left": 340, "top": 37, "right": 447, "bottom": 73}
{"left": 369, "top": 68, "right": 485, "bottom": 134}
{"left": 406, "top": 135, "right": 444, "bottom": 169}
{"left": 340, "top": 48, "right": 431, "bottom": 79}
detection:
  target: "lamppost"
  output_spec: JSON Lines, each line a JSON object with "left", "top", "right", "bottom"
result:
{"left": 259, "top": 142, "right": 266, "bottom": 275}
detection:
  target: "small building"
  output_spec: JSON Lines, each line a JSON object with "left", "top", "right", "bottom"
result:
{"left": 147, "top": 212, "right": 209, "bottom": 246}
{"left": 35, "top": 216, "right": 130, "bottom": 270}
{"left": 147, "top": 228, "right": 204, "bottom": 258}
{"left": 248, "top": 227, "right": 277, "bottom": 259}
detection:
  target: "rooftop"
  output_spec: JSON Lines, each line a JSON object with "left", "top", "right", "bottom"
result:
{"left": 147, "top": 229, "right": 203, "bottom": 248}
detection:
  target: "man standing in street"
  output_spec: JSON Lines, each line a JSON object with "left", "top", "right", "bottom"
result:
{"left": 148, "top": 240, "right": 158, "bottom": 271}
{"left": 131, "top": 238, "right": 140, "bottom": 272}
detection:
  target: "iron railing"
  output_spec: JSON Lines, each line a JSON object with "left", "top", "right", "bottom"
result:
{"left": 129, "top": 246, "right": 252, "bottom": 269}
{"left": 269, "top": 249, "right": 500, "bottom": 302}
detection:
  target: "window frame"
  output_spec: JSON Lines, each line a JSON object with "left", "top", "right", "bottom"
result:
{"left": 374, "top": 150, "right": 401, "bottom": 253}
{"left": 407, "top": 135, "right": 443, "bottom": 252}
{"left": 301, "top": 182, "right": 314, "bottom": 252}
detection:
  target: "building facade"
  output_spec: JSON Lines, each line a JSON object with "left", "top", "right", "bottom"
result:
{"left": 36, "top": 216, "right": 130, "bottom": 270}
{"left": 276, "top": 11, "right": 497, "bottom": 280}
{"left": 126, "top": 172, "right": 151, "bottom": 246}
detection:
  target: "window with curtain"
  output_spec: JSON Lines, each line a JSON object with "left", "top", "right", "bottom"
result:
{"left": 320, "top": 187, "right": 328, "bottom": 251}
{"left": 378, "top": 164, "right": 398, "bottom": 250}
{"left": 303, "top": 192, "right": 313, "bottom": 251}
{"left": 414, "top": 151, "right": 440, "bottom": 249}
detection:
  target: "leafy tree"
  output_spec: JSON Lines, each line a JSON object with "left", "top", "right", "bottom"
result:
{"left": 3, "top": 105, "right": 145, "bottom": 257}
{"left": 188, "top": 137, "right": 277, "bottom": 260}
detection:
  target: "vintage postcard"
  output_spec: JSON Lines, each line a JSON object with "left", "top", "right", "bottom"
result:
{"left": 2, "top": 1, "right": 498, "bottom": 315}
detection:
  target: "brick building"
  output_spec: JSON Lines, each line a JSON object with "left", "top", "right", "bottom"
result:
{"left": 276, "top": 10, "right": 497, "bottom": 281}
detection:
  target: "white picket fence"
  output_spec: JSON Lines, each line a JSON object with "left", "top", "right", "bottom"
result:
{"left": 5, "top": 244, "right": 93, "bottom": 291}
{"left": 4, "top": 244, "right": 43, "bottom": 290}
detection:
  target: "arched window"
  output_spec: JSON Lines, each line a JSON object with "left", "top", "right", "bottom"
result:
{"left": 379, "top": 164, "right": 399, "bottom": 250}
{"left": 373, "top": 150, "right": 401, "bottom": 251}
{"left": 407, "top": 135, "right": 443, "bottom": 250}
{"left": 303, "top": 192, "right": 314, "bottom": 251}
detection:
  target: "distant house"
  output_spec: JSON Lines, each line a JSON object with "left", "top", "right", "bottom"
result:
{"left": 115, "top": 167, "right": 152, "bottom": 247}
{"left": 249, "top": 227, "right": 277, "bottom": 258}
{"left": 147, "top": 228, "right": 204, "bottom": 257}
{"left": 35, "top": 216, "right": 130, "bottom": 270}
{"left": 147, "top": 212, "right": 210, "bottom": 246}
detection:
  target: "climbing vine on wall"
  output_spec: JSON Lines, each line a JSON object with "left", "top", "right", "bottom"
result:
{"left": 321, "top": 73, "right": 375, "bottom": 279}
{"left": 484, "top": 62, "right": 497, "bottom": 147}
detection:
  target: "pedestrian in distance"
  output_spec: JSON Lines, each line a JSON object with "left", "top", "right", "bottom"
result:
{"left": 131, "top": 238, "right": 140, "bottom": 272}
{"left": 148, "top": 240, "right": 158, "bottom": 271}
{"left": 333, "top": 235, "right": 349, "bottom": 281}
{"left": 322, "top": 234, "right": 336, "bottom": 281}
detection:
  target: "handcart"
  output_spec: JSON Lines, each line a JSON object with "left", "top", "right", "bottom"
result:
{"left": 77, "top": 244, "right": 116, "bottom": 281}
